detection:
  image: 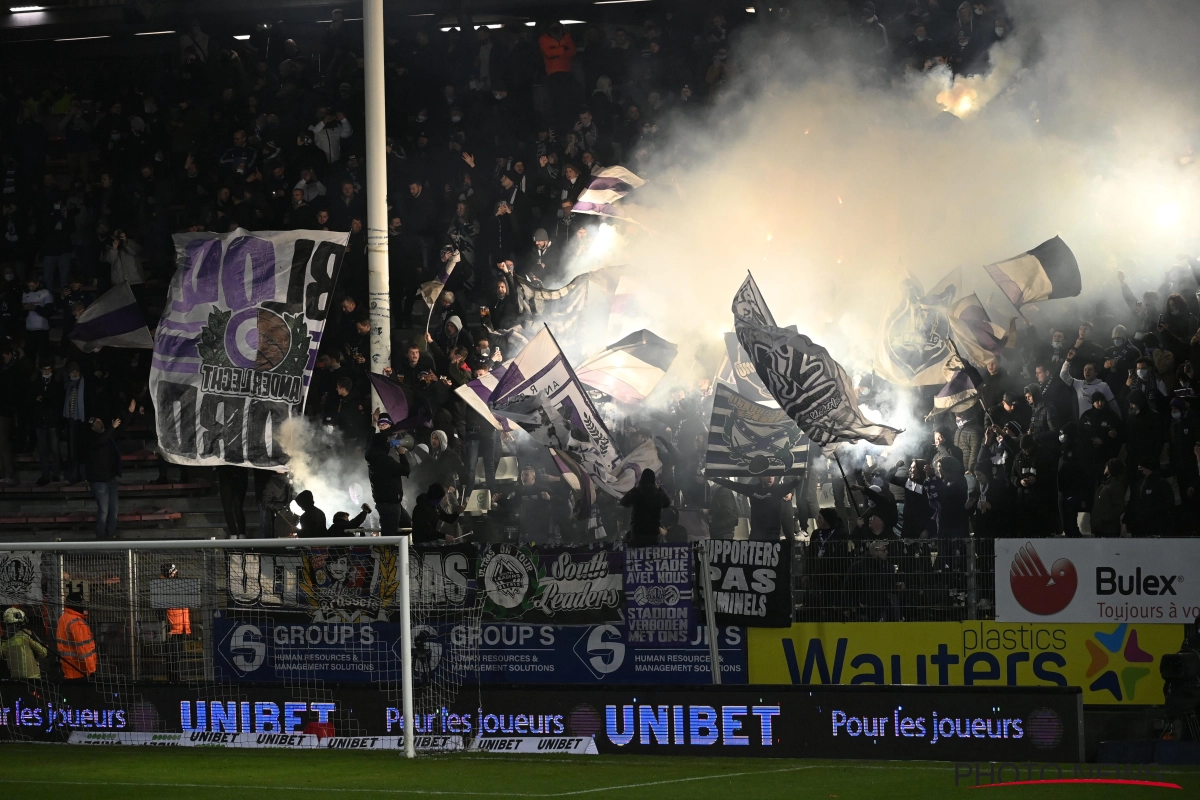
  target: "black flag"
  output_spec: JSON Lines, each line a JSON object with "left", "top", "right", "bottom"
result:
{"left": 732, "top": 273, "right": 902, "bottom": 447}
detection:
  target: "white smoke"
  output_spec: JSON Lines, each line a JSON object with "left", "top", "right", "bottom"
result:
{"left": 278, "top": 416, "right": 374, "bottom": 524}
{"left": 548, "top": 0, "right": 1200, "bottom": 437}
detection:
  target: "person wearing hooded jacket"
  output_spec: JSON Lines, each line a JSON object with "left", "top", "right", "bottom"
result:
{"left": 1124, "top": 389, "right": 1166, "bottom": 471}
{"left": 1090, "top": 458, "right": 1127, "bottom": 537}
{"left": 621, "top": 468, "right": 671, "bottom": 545}
{"left": 366, "top": 413, "right": 411, "bottom": 536}
{"left": 423, "top": 429, "right": 469, "bottom": 496}
{"left": 411, "top": 483, "right": 461, "bottom": 544}
{"left": 1125, "top": 461, "right": 1174, "bottom": 537}
{"left": 1057, "top": 422, "right": 1093, "bottom": 538}
{"left": 1011, "top": 434, "right": 1057, "bottom": 537}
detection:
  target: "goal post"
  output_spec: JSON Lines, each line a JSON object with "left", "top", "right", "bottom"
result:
{"left": 0, "top": 535, "right": 479, "bottom": 756}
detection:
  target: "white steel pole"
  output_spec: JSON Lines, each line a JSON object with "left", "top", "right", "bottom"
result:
{"left": 398, "top": 535, "right": 416, "bottom": 758}
{"left": 363, "top": 0, "right": 391, "bottom": 386}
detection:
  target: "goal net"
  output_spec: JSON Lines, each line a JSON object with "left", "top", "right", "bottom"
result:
{"left": 0, "top": 538, "right": 483, "bottom": 751}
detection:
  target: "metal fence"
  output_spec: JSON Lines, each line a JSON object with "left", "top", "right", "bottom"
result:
{"left": 791, "top": 536, "right": 995, "bottom": 622}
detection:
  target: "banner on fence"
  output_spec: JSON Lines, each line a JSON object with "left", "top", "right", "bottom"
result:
{"left": 212, "top": 611, "right": 405, "bottom": 683}
{"left": 624, "top": 545, "right": 693, "bottom": 646}
{"left": 462, "top": 622, "right": 745, "bottom": 685}
{"left": 704, "top": 540, "right": 792, "bottom": 627}
{"left": 151, "top": 228, "right": 348, "bottom": 468}
{"left": 226, "top": 546, "right": 400, "bottom": 623}
{"left": 480, "top": 545, "right": 624, "bottom": 624}
{"left": 747, "top": 622, "right": 1185, "bottom": 705}
{"left": 0, "top": 551, "right": 41, "bottom": 604}
{"left": 994, "top": 539, "right": 1200, "bottom": 624}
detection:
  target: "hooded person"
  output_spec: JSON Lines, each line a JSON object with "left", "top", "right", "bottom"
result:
{"left": 365, "top": 413, "right": 411, "bottom": 536}
{"left": 620, "top": 468, "right": 671, "bottom": 545}
{"left": 423, "top": 429, "right": 469, "bottom": 495}
{"left": 1105, "top": 325, "right": 1142, "bottom": 375}
{"left": 1124, "top": 388, "right": 1165, "bottom": 470}
{"left": 411, "top": 482, "right": 461, "bottom": 544}
{"left": 1079, "top": 390, "right": 1124, "bottom": 470}
{"left": 1090, "top": 458, "right": 1127, "bottom": 537}
{"left": 435, "top": 314, "right": 465, "bottom": 352}
{"left": 1125, "top": 459, "right": 1174, "bottom": 537}
{"left": 294, "top": 489, "right": 328, "bottom": 537}
{"left": 1011, "top": 434, "right": 1056, "bottom": 537}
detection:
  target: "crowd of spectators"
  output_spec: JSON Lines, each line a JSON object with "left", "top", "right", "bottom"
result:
{"left": 2, "top": 1, "right": 1196, "bottom": 606}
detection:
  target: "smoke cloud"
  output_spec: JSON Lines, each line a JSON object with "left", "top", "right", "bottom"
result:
{"left": 279, "top": 416, "right": 374, "bottom": 523}
{"left": 564, "top": 0, "right": 1200, "bottom": 401}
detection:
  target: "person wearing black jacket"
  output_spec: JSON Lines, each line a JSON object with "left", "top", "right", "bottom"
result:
{"left": 620, "top": 468, "right": 670, "bottom": 545}
{"left": 1124, "top": 389, "right": 1165, "bottom": 471}
{"left": 710, "top": 475, "right": 799, "bottom": 541}
{"left": 803, "top": 508, "right": 850, "bottom": 622}
{"left": 28, "top": 362, "right": 64, "bottom": 485}
{"left": 1125, "top": 462, "right": 1174, "bottom": 537}
{"left": 330, "top": 504, "right": 372, "bottom": 536}
{"left": 84, "top": 404, "right": 131, "bottom": 539}
{"left": 295, "top": 490, "right": 328, "bottom": 537}
{"left": 411, "top": 483, "right": 460, "bottom": 544}
{"left": 1011, "top": 435, "right": 1056, "bottom": 537}
{"left": 0, "top": 345, "right": 22, "bottom": 484}
{"left": 365, "top": 414, "right": 411, "bottom": 536}
{"left": 888, "top": 460, "right": 935, "bottom": 538}
{"left": 1056, "top": 422, "right": 1092, "bottom": 538}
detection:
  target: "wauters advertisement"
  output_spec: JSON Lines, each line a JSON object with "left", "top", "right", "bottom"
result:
{"left": 995, "top": 539, "right": 1200, "bottom": 624}
{"left": 748, "top": 622, "right": 1185, "bottom": 705}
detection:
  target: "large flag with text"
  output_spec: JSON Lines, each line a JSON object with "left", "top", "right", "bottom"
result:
{"left": 151, "top": 228, "right": 347, "bottom": 467}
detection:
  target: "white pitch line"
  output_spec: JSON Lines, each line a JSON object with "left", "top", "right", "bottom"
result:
{"left": 1, "top": 768, "right": 813, "bottom": 798}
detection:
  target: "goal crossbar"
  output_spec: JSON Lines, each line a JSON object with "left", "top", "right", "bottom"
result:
{"left": 0, "top": 535, "right": 412, "bottom": 551}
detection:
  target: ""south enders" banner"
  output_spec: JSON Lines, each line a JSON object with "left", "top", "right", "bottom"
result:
{"left": 151, "top": 228, "right": 348, "bottom": 468}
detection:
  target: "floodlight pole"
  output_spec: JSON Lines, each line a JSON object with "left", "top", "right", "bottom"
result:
{"left": 364, "top": 0, "right": 391, "bottom": 394}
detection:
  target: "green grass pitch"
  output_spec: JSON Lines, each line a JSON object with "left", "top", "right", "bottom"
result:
{"left": 0, "top": 745, "right": 1195, "bottom": 799}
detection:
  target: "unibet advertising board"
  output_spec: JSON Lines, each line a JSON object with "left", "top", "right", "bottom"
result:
{"left": 748, "top": 622, "right": 1184, "bottom": 704}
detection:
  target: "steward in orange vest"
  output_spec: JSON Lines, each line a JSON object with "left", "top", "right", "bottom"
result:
{"left": 57, "top": 589, "right": 97, "bottom": 680}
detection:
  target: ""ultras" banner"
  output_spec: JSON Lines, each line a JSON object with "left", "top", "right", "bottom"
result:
{"left": 747, "top": 622, "right": 1184, "bottom": 705}
{"left": 995, "top": 539, "right": 1200, "bottom": 624}
{"left": 151, "top": 228, "right": 347, "bottom": 468}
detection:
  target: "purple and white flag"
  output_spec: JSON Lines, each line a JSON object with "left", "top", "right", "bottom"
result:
{"left": 453, "top": 364, "right": 510, "bottom": 432}
{"left": 572, "top": 166, "right": 645, "bottom": 218}
{"left": 418, "top": 250, "right": 460, "bottom": 307}
{"left": 488, "top": 328, "right": 627, "bottom": 495}
{"left": 151, "top": 228, "right": 348, "bottom": 468}
{"left": 68, "top": 282, "right": 153, "bottom": 353}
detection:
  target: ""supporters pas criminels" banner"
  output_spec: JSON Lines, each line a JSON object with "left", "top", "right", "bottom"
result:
{"left": 151, "top": 229, "right": 348, "bottom": 468}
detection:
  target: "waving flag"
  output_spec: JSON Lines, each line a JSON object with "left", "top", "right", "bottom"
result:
{"left": 874, "top": 269, "right": 961, "bottom": 386}
{"left": 576, "top": 329, "right": 678, "bottom": 404}
{"left": 488, "top": 328, "right": 625, "bottom": 495}
{"left": 453, "top": 365, "right": 510, "bottom": 432}
{"left": 983, "top": 236, "right": 1081, "bottom": 308}
{"left": 572, "top": 166, "right": 645, "bottom": 218}
{"left": 734, "top": 273, "right": 902, "bottom": 447}
{"left": 949, "top": 292, "right": 1009, "bottom": 366}
{"left": 417, "top": 249, "right": 460, "bottom": 308}
{"left": 512, "top": 266, "right": 623, "bottom": 358}
{"left": 68, "top": 282, "right": 153, "bottom": 353}
{"left": 930, "top": 341, "right": 985, "bottom": 414}
{"left": 706, "top": 384, "right": 809, "bottom": 477}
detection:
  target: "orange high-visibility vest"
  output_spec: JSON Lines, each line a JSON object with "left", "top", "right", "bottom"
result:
{"left": 166, "top": 607, "right": 191, "bottom": 635}
{"left": 56, "top": 608, "right": 98, "bottom": 679}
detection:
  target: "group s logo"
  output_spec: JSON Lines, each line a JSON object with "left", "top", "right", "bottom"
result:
{"left": 1010, "top": 543, "right": 1078, "bottom": 615}
{"left": 574, "top": 625, "right": 625, "bottom": 679}
{"left": 228, "top": 623, "right": 266, "bottom": 674}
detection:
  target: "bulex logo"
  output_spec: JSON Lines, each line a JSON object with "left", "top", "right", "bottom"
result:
{"left": 1010, "top": 542, "right": 1077, "bottom": 615}
{"left": 1085, "top": 623, "right": 1153, "bottom": 701}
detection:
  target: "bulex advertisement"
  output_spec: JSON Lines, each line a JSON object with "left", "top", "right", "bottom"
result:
{"left": 0, "top": 683, "right": 1083, "bottom": 761}
{"left": 748, "top": 622, "right": 1185, "bottom": 704}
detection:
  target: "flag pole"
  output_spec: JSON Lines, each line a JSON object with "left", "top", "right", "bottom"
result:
{"left": 830, "top": 449, "right": 863, "bottom": 519}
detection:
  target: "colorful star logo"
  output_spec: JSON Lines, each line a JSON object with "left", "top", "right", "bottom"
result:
{"left": 1085, "top": 623, "right": 1153, "bottom": 701}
